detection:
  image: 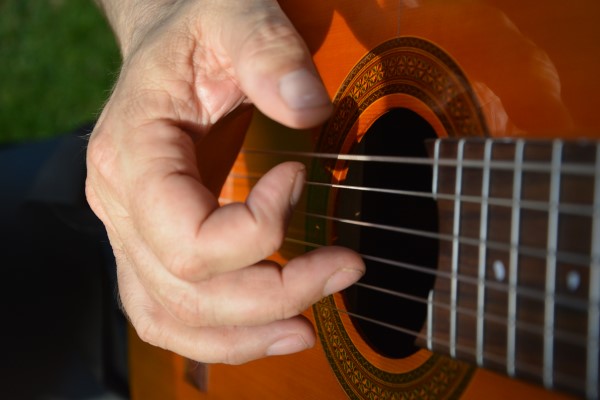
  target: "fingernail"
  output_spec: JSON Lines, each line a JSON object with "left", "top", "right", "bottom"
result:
{"left": 323, "top": 268, "right": 364, "bottom": 297}
{"left": 290, "top": 166, "right": 306, "bottom": 207}
{"left": 266, "top": 334, "right": 309, "bottom": 356}
{"left": 279, "top": 69, "right": 330, "bottom": 110}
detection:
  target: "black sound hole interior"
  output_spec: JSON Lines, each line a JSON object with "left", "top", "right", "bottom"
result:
{"left": 334, "top": 108, "right": 439, "bottom": 359}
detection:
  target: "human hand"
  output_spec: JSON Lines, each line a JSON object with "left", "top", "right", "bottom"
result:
{"left": 86, "top": 0, "right": 365, "bottom": 364}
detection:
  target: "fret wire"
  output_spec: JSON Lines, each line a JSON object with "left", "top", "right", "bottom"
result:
{"left": 477, "top": 139, "right": 492, "bottom": 366}
{"left": 544, "top": 141, "right": 562, "bottom": 388}
{"left": 587, "top": 143, "right": 600, "bottom": 400}
{"left": 353, "top": 281, "right": 587, "bottom": 347}
{"left": 320, "top": 302, "right": 587, "bottom": 389}
{"left": 450, "top": 139, "right": 465, "bottom": 359}
{"left": 432, "top": 140, "right": 441, "bottom": 200}
{"left": 428, "top": 139, "right": 440, "bottom": 352}
{"left": 296, "top": 209, "right": 591, "bottom": 267}
{"left": 242, "top": 147, "right": 597, "bottom": 175}
{"left": 283, "top": 236, "right": 591, "bottom": 311}
{"left": 427, "top": 289, "right": 433, "bottom": 351}
{"left": 507, "top": 140, "right": 524, "bottom": 377}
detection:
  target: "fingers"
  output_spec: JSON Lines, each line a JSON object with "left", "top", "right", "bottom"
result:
{"left": 117, "top": 240, "right": 364, "bottom": 363}
{"left": 185, "top": 247, "right": 365, "bottom": 326}
{"left": 178, "top": 160, "right": 304, "bottom": 280}
{"left": 148, "top": 314, "right": 315, "bottom": 365}
{"left": 129, "top": 244, "right": 363, "bottom": 328}
{"left": 117, "top": 256, "right": 317, "bottom": 364}
{"left": 112, "top": 203, "right": 364, "bottom": 362}
{"left": 221, "top": 0, "right": 332, "bottom": 128}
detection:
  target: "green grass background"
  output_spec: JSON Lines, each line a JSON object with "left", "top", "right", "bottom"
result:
{"left": 0, "top": 0, "right": 121, "bottom": 144}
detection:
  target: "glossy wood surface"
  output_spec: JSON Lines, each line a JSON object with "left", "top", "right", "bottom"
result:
{"left": 129, "top": 1, "right": 600, "bottom": 398}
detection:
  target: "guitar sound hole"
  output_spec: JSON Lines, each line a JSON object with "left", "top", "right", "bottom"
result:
{"left": 335, "top": 108, "right": 439, "bottom": 359}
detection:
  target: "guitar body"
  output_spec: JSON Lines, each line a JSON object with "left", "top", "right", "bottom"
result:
{"left": 129, "top": 1, "right": 600, "bottom": 398}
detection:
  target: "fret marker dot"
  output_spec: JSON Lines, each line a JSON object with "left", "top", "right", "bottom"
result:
{"left": 566, "top": 270, "right": 580, "bottom": 292}
{"left": 493, "top": 260, "right": 506, "bottom": 282}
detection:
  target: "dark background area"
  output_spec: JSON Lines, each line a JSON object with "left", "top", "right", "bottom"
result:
{"left": 1, "top": 1, "right": 127, "bottom": 398}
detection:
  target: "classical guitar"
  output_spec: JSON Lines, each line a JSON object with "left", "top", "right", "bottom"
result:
{"left": 129, "top": 1, "right": 600, "bottom": 398}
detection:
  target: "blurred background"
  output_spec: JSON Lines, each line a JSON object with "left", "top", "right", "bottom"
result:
{"left": 0, "top": 0, "right": 120, "bottom": 144}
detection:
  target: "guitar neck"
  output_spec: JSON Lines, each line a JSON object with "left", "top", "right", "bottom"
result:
{"left": 420, "top": 138, "right": 600, "bottom": 396}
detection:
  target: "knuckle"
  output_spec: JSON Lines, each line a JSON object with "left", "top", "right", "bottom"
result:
{"left": 168, "top": 250, "right": 211, "bottom": 282}
{"left": 84, "top": 179, "right": 104, "bottom": 220}
{"left": 264, "top": 280, "right": 304, "bottom": 322}
{"left": 222, "top": 334, "right": 250, "bottom": 365}
{"left": 134, "top": 315, "right": 162, "bottom": 348}
{"left": 260, "top": 226, "right": 285, "bottom": 257}
{"left": 87, "top": 127, "right": 116, "bottom": 177}
{"left": 249, "top": 196, "right": 287, "bottom": 257}
{"left": 281, "top": 295, "right": 306, "bottom": 320}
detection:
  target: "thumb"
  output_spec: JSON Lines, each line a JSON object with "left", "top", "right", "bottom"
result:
{"left": 226, "top": 2, "right": 332, "bottom": 129}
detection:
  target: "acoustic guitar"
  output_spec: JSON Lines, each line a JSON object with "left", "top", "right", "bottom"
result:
{"left": 128, "top": 1, "right": 600, "bottom": 398}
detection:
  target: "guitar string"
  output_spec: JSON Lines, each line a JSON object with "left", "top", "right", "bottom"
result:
{"left": 295, "top": 208, "right": 590, "bottom": 266}
{"left": 319, "top": 302, "right": 585, "bottom": 389}
{"left": 241, "top": 148, "right": 597, "bottom": 176}
{"left": 223, "top": 176, "right": 593, "bottom": 267}
{"left": 228, "top": 172, "right": 594, "bottom": 217}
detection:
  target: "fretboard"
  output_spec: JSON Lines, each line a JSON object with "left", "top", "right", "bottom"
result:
{"left": 418, "top": 138, "right": 600, "bottom": 398}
